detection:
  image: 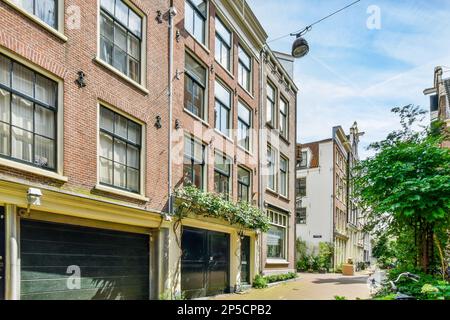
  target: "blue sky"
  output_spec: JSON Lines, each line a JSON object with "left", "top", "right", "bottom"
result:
{"left": 247, "top": 0, "right": 450, "bottom": 158}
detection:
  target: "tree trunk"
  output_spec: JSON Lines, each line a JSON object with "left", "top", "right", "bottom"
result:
{"left": 419, "top": 223, "right": 435, "bottom": 274}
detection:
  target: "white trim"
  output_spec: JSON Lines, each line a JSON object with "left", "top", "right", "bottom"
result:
{"left": 183, "top": 108, "right": 211, "bottom": 128}
{"left": 184, "top": 50, "right": 209, "bottom": 123}
{"left": 0, "top": 158, "right": 68, "bottom": 182}
{"left": 94, "top": 184, "right": 149, "bottom": 202}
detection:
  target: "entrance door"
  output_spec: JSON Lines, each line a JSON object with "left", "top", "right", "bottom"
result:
{"left": 181, "top": 227, "right": 230, "bottom": 299}
{"left": 0, "top": 207, "right": 4, "bottom": 300}
{"left": 240, "top": 236, "right": 250, "bottom": 285}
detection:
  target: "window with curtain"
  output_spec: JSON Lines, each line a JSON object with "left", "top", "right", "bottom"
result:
{"left": 267, "top": 209, "right": 287, "bottom": 259}
{"left": 99, "top": 106, "right": 141, "bottom": 193}
{"left": 0, "top": 54, "right": 57, "bottom": 170}
{"left": 215, "top": 17, "right": 231, "bottom": 71}
{"left": 280, "top": 97, "right": 288, "bottom": 138}
{"left": 214, "top": 153, "right": 231, "bottom": 200}
{"left": 280, "top": 156, "right": 288, "bottom": 197}
{"left": 266, "top": 82, "right": 275, "bottom": 126}
{"left": 12, "top": 0, "right": 57, "bottom": 28}
{"left": 183, "top": 136, "right": 205, "bottom": 190}
{"left": 296, "top": 207, "right": 307, "bottom": 224}
{"left": 215, "top": 80, "right": 231, "bottom": 137}
{"left": 238, "top": 46, "right": 251, "bottom": 92}
{"left": 185, "top": 0, "right": 207, "bottom": 44}
{"left": 237, "top": 101, "right": 251, "bottom": 151}
{"left": 184, "top": 53, "right": 206, "bottom": 119}
{"left": 267, "top": 145, "right": 276, "bottom": 191}
{"left": 298, "top": 151, "right": 308, "bottom": 168}
{"left": 100, "top": 0, "right": 142, "bottom": 82}
{"left": 237, "top": 166, "right": 251, "bottom": 203}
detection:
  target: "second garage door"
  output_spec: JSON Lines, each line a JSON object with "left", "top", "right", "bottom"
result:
{"left": 20, "top": 220, "right": 150, "bottom": 300}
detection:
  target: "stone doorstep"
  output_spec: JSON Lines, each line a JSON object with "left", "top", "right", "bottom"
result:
{"left": 266, "top": 277, "right": 301, "bottom": 288}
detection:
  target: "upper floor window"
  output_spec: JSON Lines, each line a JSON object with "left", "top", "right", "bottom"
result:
{"left": 280, "top": 97, "right": 288, "bottom": 138}
{"left": 183, "top": 136, "right": 206, "bottom": 190}
{"left": 279, "top": 155, "right": 288, "bottom": 197}
{"left": 237, "top": 101, "right": 251, "bottom": 151}
{"left": 12, "top": 0, "right": 57, "bottom": 28}
{"left": 296, "top": 177, "right": 306, "bottom": 197}
{"left": 0, "top": 54, "right": 57, "bottom": 170}
{"left": 185, "top": 0, "right": 207, "bottom": 44}
{"left": 238, "top": 166, "right": 251, "bottom": 203}
{"left": 298, "top": 151, "right": 308, "bottom": 169}
{"left": 100, "top": 0, "right": 142, "bottom": 83}
{"left": 215, "top": 80, "right": 231, "bottom": 137}
{"left": 215, "top": 17, "right": 231, "bottom": 71}
{"left": 99, "top": 106, "right": 142, "bottom": 193}
{"left": 238, "top": 46, "right": 251, "bottom": 92}
{"left": 184, "top": 53, "right": 207, "bottom": 120}
{"left": 214, "top": 152, "right": 232, "bottom": 200}
{"left": 267, "top": 145, "right": 276, "bottom": 191}
{"left": 266, "top": 82, "right": 276, "bottom": 126}
{"left": 296, "top": 207, "right": 307, "bottom": 224}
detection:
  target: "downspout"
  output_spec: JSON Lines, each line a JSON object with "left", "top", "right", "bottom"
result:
{"left": 168, "top": 3, "right": 176, "bottom": 216}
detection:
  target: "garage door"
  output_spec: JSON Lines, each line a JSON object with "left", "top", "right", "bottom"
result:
{"left": 20, "top": 220, "right": 149, "bottom": 300}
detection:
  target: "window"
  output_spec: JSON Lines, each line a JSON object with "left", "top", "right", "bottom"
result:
{"left": 298, "top": 151, "right": 308, "bottom": 168}
{"left": 215, "top": 80, "right": 231, "bottom": 137}
{"left": 296, "top": 207, "right": 307, "bottom": 224}
{"left": 184, "top": 53, "right": 207, "bottom": 119}
{"left": 0, "top": 54, "right": 57, "bottom": 170}
{"left": 238, "top": 46, "right": 251, "bottom": 92}
{"left": 280, "top": 97, "right": 288, "bottom": 138}
{"left": 237, "top": 101, "right": 251, "bottom": 151}
{"left": 185, "top": 0, "right": 207, "bottom": 44}
{"left": 214, "top": 153, "right": 232, "bottom": 200}
{"left": 267, "top": 145, "right": 276, "bottom": 191}
{"left": 183, "top": 136, "right": 205, "bottom": 190}
{"left": 279, "top": 156, "right": 288, "bottom": 197}
{"left": 100, "top": 0, "right": 142, "bottom": 82}
{"left": 237, "top": 166, "right": 251, "bottom": 203}
{"left": 296, "top": 178, "right": 306, "bottom": 197}
{"left": 215, "top": 17, "right": 231, "bottom": 71}
{"left": 12, "top": 0, "right": 57, "bottom": 28}
{"left": 267, "top": 209, "right": 287, "bottom": 259}
{"left": 99, "top": 106, "right": 141, "bottom": 193}
{"left": 266, "top": 82, "right": 275, "bottom": 125}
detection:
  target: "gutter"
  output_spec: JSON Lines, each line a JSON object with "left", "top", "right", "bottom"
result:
{"left": 168, "top": 3, "right": 176, "bottom": 215}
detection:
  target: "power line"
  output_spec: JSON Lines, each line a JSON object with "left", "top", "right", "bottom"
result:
{"left": 267, "top": 0, "right": 362, "bottom": 44}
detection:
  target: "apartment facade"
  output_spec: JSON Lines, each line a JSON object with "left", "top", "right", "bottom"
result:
{"left": 295, "top": 123, "right": 370, "bottom": 269}
{"left": 0, "top": 0, "right": 298, "bottom": 300}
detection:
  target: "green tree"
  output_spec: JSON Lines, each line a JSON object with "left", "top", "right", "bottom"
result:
{"left": 354, "top": 105, "right": 450, "bottom": 274}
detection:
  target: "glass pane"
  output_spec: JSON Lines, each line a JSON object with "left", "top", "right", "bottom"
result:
{"left": 100, "top": 14, "right": 114, "bottom": 41}
{"left": 127, "top": 144, "right": 139, "bottom": 169}
{"left": 238, "top": 102, "right": 250, "bottom": 124}
{"left": 113, "top": 47, "right": 127, "bottom": 74}
{"left": 184, "top": 4, "right": 194, "bottom": 35}
{"left": 113, "top": 162, "right": 127, "bottom": 188}
{"left": 114, "top": 24, "right": 127, "bottom": 51}
{"left": 0, "top": 122, "right": 10, "bottom": 156}
{"left": 11, "top": 0, "right": 33, "bottom": 13}
{"left": 0, "top": 89, "right": 11, "bottom": 123}
{"left": 34, "top": 135, "right": 54, "bottom": 168}
{"left": 192, "top": 163, "right": 203, "bottom": 189}
{"left": 266, "top": 99, "right": 273, "bottom": 123}
{"left": 193, "top": 140, "right": 203, "bottom": 164}
{"left": 128, "top": 9, "right": 142, "bottom": 37}
{"left": 35, "top": 105, "right": 55, "bottom": 138}
{"left": 12, "top": 63, "right": 34, "bottom": 97}
{"left": 128, "top": 57, "right": 139, "bottom": 82}
{"left": 113, "top": 138, "right": 126, "bottom": 164}
{"left": 185, "top": 54, "right": 206, "bottom": 86}
{"left": 114, "top": 113, "right": 127, "bottom": 138}
{"left": 36, "top": 0, "right": 56, "bottom": 28}
{"left": 192, "top": 0, "right": 207, "bottom": 16}
{"left": 100, "top": 107, "right": 114, "bottom": 132}
{"left": 35, "top": 75, "right": 56, "bottom": 107}
{"left": 127, "top": 120, "right": 140, "bottom": 145}
{"left": 193, "top": 13, "right": 205, "bottom": 43}
{"left": 127, "top": 167, "right": 139, "bottom": 192}
{"left": 99, "top": 132, "right": 113, "bottom": 159}
{"left": 220, "top": 105, "right": 229, "bottom": 135}
{"left": 214, "top": 153, "right": 230, "bottom": 174}
{"left": 100, "top": 37, "right": 113, "bottom": 64}
{"left": 115, "top": 0, "right": 129, "bottom": 26}
{"left": 0, "top": 55, "right": 11, "bottom": 87}
{"left": 238, "top": 167, "right": 250, "bottom": 184}
{"left": 184, "top": 137, "right": 193, "bottom": 158}
{"left": 11, "top": 127, "right": 32, "bottom": 162}
{"left": 100, "top": 0, "right": 114, "bottom": 14}
{"left": 239, "top": 47, "right": 250, "bottom": 68}
{"left": 216, "top": 18, "right": 231, "bottom": 46}
{"left": 215, "top": 81, "right": 230, "bottom": 107}
{"left": 100, "top": 157, "right": 113, "bottom": 185}
{"left": 128, "top": 34, "right": 140, "bottom": 59}
{"left": 11, "top": 95, "right": 33, "bottom": 131}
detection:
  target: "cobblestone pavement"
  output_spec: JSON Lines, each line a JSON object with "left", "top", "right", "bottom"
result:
{"left": 211, "top": 272, "right": 372, "bottom": 300}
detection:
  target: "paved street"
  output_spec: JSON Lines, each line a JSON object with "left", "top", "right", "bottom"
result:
{"left": 212, "top": 273, "right": 372, "bottom": 300}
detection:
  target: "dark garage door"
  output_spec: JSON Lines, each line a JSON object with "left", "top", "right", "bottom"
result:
{"left": 181, "top": 227, "right": 230, "bottom": 299}
{"left": 20, "top": 220, "right": 150, "bottom": 300}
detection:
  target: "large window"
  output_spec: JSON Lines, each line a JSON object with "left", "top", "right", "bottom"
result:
{"left": 184, "top": 53, "right": 207, "bottom": 120}
{"left": 279, "top": 155, "right": 288, "bottom": 197}
{"left": 214, "top": 153, "right": 232, "bottom": 200}
{"left": 0, "top": 54, "right": 57, "bottom": 170}
{"left": 100, "top": 0, "right": 142, "bottom": 82}
{"left": 185, "top": 0, "right": 207, "bottom": 44}
{"left": 267, "top": 145, "right": 276, "bottom": 191}
{"left": 280, "top": 97, "right": 288, "bottom": 138}
{"left": 12, "top": 0, "right": 57, "bottom": 28}
{"left": 237, "top": 101, "right": 251, "bottom": 151}
{"left": 266, "top": 83, "right": 276, "bottom": 126}
{"left": 215, "top": 17, "right": 231, "bottom": 71}
{"left": 237, "top": 166, "right": 251, "bottom": 203}
{"left": 238, "top": 46, "right": 251, "bottom": 92}
{"left": 296, "top": 178, "right": 306, "bottom": 197}
{"left": 296, "top": 207, "right": 307, "bottom": 224}
{"left": 267, "top": 210, "right": 287, "bottom": 259}
{"left": 99, "top": 106, "right": 141, "bottom": 193}
{"left": 215, "top": 80, "right": 231, "bottom": 137}
{"left": 183, "top": 136, "right": 205, "bottom": 190}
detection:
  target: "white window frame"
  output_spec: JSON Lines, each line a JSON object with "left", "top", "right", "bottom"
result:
{"left": 237, "top": 100, "right": 252, "bottom": 152}
{"left": 184, "top": 0, "right": 209, "bottom": 47}
{"left": 238, "top": 45, "right": 252, "bottom": 93}
{"left": 183, "top": 134, "right": 208, "bottom": 191}
{"left": 267, "top": 144, "right": 277, "bottom": 192}
{"left": 267, "top": 209, "right": 288, "bottom": 260}
{"left": 184, "top": 51, "right": 208, "bottom": 122}
{"left": 214, "top": 15, "right": 232, "bottom": 72}
{"left": 279, "top": 154, "right": 288, "bottom": 197}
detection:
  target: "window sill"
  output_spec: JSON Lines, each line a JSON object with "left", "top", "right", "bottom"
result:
{"left": 266, "top": 259, "right": 289, "bottom": 265}
{"left": 0, "top": 157, "right": 68, "bottom": 182}
{"left": 185, "top": 30, "right": 210, "bottom": 54}
{"left": 265, "top": 188, "right": 279, "bottom": 197}
{"left": 214, "top": 129, "right": 234, "bottom": 144}
{"left": 237, "top": 144, "right": 254, "bottom": 157}
{"left": 238, "top": 83, "right": 254, "bottom": 100}
{"left": 183, "top": 108, "right": 210, "bottom": 127}
{"left": 215, "top": 60, "right": 234, "bottom": 79}
{"left": 94, "top": 57, "right": 149, "bottom": 95}
{"left": 278, "top": 194, "right": 290, "bottom": 202}
{"left": 279, "top": 134, "right": 290, "bottom": 145}
{"left": 95, "top": 184, "right": 149, "bottom": 202}
{"left": 3, "top": 0, "right": 68, "bottom": 42}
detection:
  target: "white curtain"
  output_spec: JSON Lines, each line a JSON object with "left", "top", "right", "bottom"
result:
{"left": 35, "top": 75, "right": 56, "bottom": 107}
{"left": 99, "top": 157, "right": 113, "bottom": 185}
{"left": 0, "top": 89, "right": 10, "bottom": 123}
{"left": 0, "top": 55, "right": 10, "bottom": 87}
{"left": 12, "top": 63, "right": 33, "bottom": 97}
{"left": 11, "top": 95, "right": 33, "bottom": 131}
{"left": 35, "top": 105, "right": 54, "bottom": 138}
{"left": 11, "top": 127, "right": 32, "bottom": 162}
{"left": 35, "top": 135, "right": 54, "bottom": 168}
